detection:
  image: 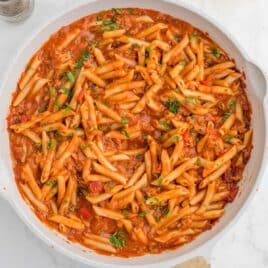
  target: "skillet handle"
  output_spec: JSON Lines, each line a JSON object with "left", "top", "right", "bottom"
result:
{"left": 173, "top": 256, "right": 210, "bottom": 268}
{"left": 172, "top": 237, "right": 215, "bottom": 268}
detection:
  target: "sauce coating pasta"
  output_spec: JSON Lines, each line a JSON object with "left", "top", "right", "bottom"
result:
{"left": 7, "top": 8, "right": 252, "bottom": 257}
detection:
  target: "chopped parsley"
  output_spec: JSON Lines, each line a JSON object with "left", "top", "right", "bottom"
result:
{"left": 54, "top": 101, "right": 62, "bottom": 109}
{"left": 121, "top": 118, "right": 128, "bottom": 125}
{"left": 110, "top": 231, "right": 126, "bottom": 249}
{"left": 120, "top": 129, "right": 129, "bottom": 138}
{"left": 159, "top": 120, "right": 170, "bottom": 130}
{"left": 99, "top": 125, "right": 110, "bottom": 132}
{"left": 63, "top": 87, "right": 70, "bottom": 96}
{"left": 190, "top": 129, "right": 196, "bottom": 136}
{"left": 229, "top": 100, "right": 237, "bottom": 110}
{"left": 171, "top": 136, "right": 179, "bottom": 142}
{"left": 164, "top": 99, "right": 180, "bottom": 114}
{"left": 47, "top": 139, "right": 56, "bottom": 149}
{"left": 46, "top": 180, "right": 57, "bottom": 188}
{"left": 148, "top": 197, "right": 159, "bottom": 206}
{"left": 190, "top": 32, "right": 198, "bottom": 42}
{"left": 163, "top": 208, "right": 171, "bottom": 217}
{"left": 49, "top": 87, "right": 56, "bottom": 97}
{"left": 38, "top": 104, "right": 47, "bottom": 113}
{"left": 223, "top": 111, "right": 231, "bottom": 121}
{"left": 104, "top": 100, "right": 110, "bottom": 107}
{"left": 69, "top": 205, "right": 76, "bottom": 212}
{"left": 102, "top": 19, "right": 112, "bottom": 25}
{"left": 61, "top": 104, "right": 72, "bottom": 115}
{"left": 75, "top": 49, "right": 90, "bottom": 69}
{"left": 195, "top": 157, "right": 201, "bottom": 166}
{"left": 122, "top": 209, "right": 129, "bottom": 218}
{"left": 112, "top": 8, "right": 123, "bottom": 15}
{"left": 128, "top": 9, "right": 136, "bottom": 15}
{"left": 143, "top": 134, "right": 148, "bottom": 140}
{"left": 174, "top": 33, "right": 181, "bottom": 41}
{"left": 157, "top": 176, "right": 163, "bottom": 185}
{"left": 81, "top": 143, "right": 90, "bottom": 150}
{"left": 67, "top": 71, "right": 75, "bottom": 83}
{"left": 211, "top": 48, "right": 221, "bottom": 58}
{"left": 225, "top": 135, "right": 233, "bottom": 142}
{"left": 138, "top": 209, "right": 151, "bottom": 218}
{"left": 101, "top": 19, "right": 118, "bottom": 31}
{"left": 223, "top": 100, "right": 237, "bottom": 121}
{"left": 107, "top": 182, "right": 115, "bottom": 189}
{"left": 185, "top": 96, "right": 199, "bottom": 106}
{"left": 145, "top": 47, "right": 151, "bottom": 54}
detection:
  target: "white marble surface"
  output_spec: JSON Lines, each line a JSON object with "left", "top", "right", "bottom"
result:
{"left": 0, "top": 0, "right": 268, "bottom": 267}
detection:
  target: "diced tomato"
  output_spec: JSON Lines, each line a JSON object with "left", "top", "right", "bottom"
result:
{"left": 77, "top": 90, "right": 84, "bottom": 104}
{"left": 21, "top": 114, "right": 28, "bottom": 123}
{"left": 201, "top": 75, "right": 213, "bottom": 86}
{"left": 183, "top": 130, "right": 190, "bottom": 142}
{"left": 89, "top": 181, "right": 103, "bottom": 193}
{"left": 79, "top": 206, "right": 92, "bottom": 219}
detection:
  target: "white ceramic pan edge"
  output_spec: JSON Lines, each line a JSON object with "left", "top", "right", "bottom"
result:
{"left": 0, "top": 0, "right": 267, "bottom": 267}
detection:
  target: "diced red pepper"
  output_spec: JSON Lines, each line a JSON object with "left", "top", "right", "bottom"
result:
{"left": 77, "top": 90, "right": 84, "bottom": 104}
{"left": 79, "top": 206, "right": 92, "bottom": 219}
{"left": 21, "top": 115, "right": 28, "bottom": 123}
{"left": 183, "top": 130, "right": 190, "bottom": 142}
{"left": 89, "top": 181, "right": 103, "bottom": 193}
{"left": 201, "top": 75, "right": 213, "bottom": 86}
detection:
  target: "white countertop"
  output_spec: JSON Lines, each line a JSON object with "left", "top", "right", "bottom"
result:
{"left": 0, "top": 0, "right": 268, "bottom": 267}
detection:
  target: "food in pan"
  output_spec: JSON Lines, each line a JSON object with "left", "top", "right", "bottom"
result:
{"left": 7, "top": 8, "right": 252, "bottom": 257}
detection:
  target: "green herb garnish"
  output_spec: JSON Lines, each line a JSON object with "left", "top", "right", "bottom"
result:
{"left": 211, "top": 48, "right": 221, "bottom": 58}
{"left": 67, "top": 71, "right": 75, "bottom": 83}
{"left": 148, "top": 197, "right": 159, "bottom": 206}
{"left": 47, "top": 139, "right": 56, "bottom": 149}
{"left": 110, "top": 231, "right": 126, "bottom": 249}
{"left": 122, "top": 209, "right": 129, "bottom": 218}
{"left": 112, "top": 8, "right": 123, "bottom": 14}
{"left": 49, "top": 87, "right": 56, "bottom": 97}
{"left": 225, "top": 135, "right": 233, "bottom": 142}
{"left": 121, "top": 118, "right": 128, "bottom": 125}
{"left": 157, "top": 177, "right": 163, "bottom": 185}
{"left": 139, "top": 209, "right": 151, "bottom": 218}
{"left": 128, "top": 9, "right": 136, "bottom": 15}
{"left": 38, "top": 104, "right": 47, "bottom": 113}
{"left": 75, "top": 49, "right": 90, "bottom": 69}
{"left": 159, "top": 120, "right": 170, "bottom": 130}
{"left": 81, "top": 143, "right": 90, "bottom": 150}
{"left": 190, "top": 32, "right": 198, "bottom": 42}
{"left": 174, "top": 33, "right": 181, "bottom": 41}
{"left": 54, "top": 101, "right": 62, "bottom": 109}
{"left": 46, "top": 180, "right": 57, "bottom": 188}
{"left": 171, "top": 136, "right": 179, "bottom": 142}
{"left": 121, "top": 129, "right": 129, "bottom": 138}
{"left": 164, "top": 99, "right": 180, "bottom": 114}
{"left": 107, "top": 182, "right": 115, "bottom": 189}
{"left": 185, "top": 96, "right": 199, "bottom": 106}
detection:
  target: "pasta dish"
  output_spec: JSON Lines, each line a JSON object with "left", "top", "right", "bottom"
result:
{"left": 7, "top": 8, "right": 252, "bottom": 257}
